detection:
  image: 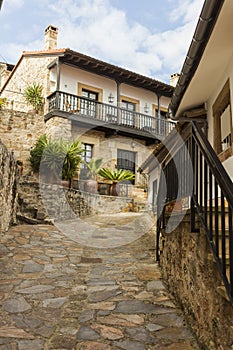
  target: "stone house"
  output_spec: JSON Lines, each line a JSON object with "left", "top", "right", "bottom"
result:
{"left": 140, "top": 0, "right": 233, "bottom": 348}
{"left": 0, "top": 25, "right": 175, "bottom": 195}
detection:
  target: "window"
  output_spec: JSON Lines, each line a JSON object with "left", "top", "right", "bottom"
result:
{"left": 117, "top": 149, "right": 135, "bottom": 184}
{"left": 153, "top": 105, "right": 168, "bottom": 136}
{"left": 80, "top": 89, "right": 98, "bottom": 117}
{"left": 121, "top": 100, "right": 135, "bottom": 126}
{"left": 120, "top": 96, "right": 139, "bottom": 127}
{"left": 78, "top": 83, "right": 103, "bottom": 118}
{"left": 80, "top": 143, "right": 93, "bottom": 179}
{"left": 213, "top": 80, "right": 232, "bottom": 159}
{"left": 82, "top": 143, "right": 93, "bottom": 163}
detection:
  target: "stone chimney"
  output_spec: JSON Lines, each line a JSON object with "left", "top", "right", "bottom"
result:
{"left": 44, "top": 25, "right": 58, "bottom": 51}
{"left": 170, "top": 73, "right": 180, "bottom": 87}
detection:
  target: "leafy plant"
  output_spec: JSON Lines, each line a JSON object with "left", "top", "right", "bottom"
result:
{"left": 24, "top": 83, "right": 44, "bottom": 111}
{"left": 29, "top": 135, "right": 84, "bottom": 186}
{"left": 99, "top": 168, "right": 135, "bottom": 183}
{"left": 29, "top": 134, "right": 48, "bottom": 173}
{"left": 0, "top": 97, "right": 7, "bottom": 109}
{"left": 98, "top": 168, "right": 135, "bottom": 196}
{"left": 62, "top": 139, "right": 84, "bottom": 182}
{"left": 84, "top": 158, "right": 103, "bottom": 179}
{"left": 40, "top": 138, "right": 66, "bottom": 179}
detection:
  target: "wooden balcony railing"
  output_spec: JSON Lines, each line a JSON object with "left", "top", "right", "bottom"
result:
{"left": 47, "top": 91, "right": 175, "bottom": 139}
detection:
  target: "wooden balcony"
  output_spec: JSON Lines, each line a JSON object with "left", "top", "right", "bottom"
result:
{"left": 47, "top": 91, "right": 175, "bottom": 142}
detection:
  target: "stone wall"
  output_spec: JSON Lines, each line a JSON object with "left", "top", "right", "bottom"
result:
{"left": 78, "top": 190, "right": 133, "bottom": 214}
{"left": 1, "top": 54, "right": 56, "bottom": 112}
{"left": 0, "top": 140, "right": 18, "bottom": 233}
{"left": 45, "top": 116, "right": 72, "bottom": 141}
{"left": 0, "top": 109, "right": 45, "bottom": 172}
{"left": 71, "top": 123, "right": 151, "bottom": 187}
{"left": 160, "top": 212, "right": 233, "bottom": 350}
{"left": 17, "top": 180, "right": 134, "bottom": 224}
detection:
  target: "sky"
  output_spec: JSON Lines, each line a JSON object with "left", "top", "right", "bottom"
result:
{"left": 0, "top": 0, "right": 204, "bottom": 84}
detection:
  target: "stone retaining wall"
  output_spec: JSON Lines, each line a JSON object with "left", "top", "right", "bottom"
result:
{"left": 160, "top": 212, "right": 233, "bottom": 350}
{"left": 0, "top": 140, "right": 18, "bottom": 233}
{"left": 0, "top": 109, "right": 45, "bottom": 172}
{"left": 17, "top": 180, "right": 134, "bottom": 224}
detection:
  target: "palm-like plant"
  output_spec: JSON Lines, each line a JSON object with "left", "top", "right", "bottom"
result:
{"left": 29, "top": 135, "right": 84, "bottom": 186}
{"left": 41, "top": 139, "right": 66, "bottom": 180}
{"left": 84, "top": 158, "right": 103, "bottom": 180}
{"left": 29, "top": 134, "right": 48, "bottom": 173}
{"left": 24, "top": 83, "right": 44, "bottom": 111}
{"left": 98, "top": 168, "right": 135, "bottom": 196}
{"left": 62, "top": 139, "right": 83, "bottom": 184}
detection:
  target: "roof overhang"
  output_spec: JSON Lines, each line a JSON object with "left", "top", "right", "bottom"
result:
{"left": 169, "top": 0, "right": 233, "bottom": 119}
{"left": 59, "top": 49, "right": 174, "bottom": 97}
{"left": 1, "top": 46, "right": 173, "bottom": 98}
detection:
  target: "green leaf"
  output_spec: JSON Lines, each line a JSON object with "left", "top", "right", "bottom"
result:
{"left": 99, "top": 168, "right": 135, "bottom": 182}
{"left": 24, "top": 83, "right": 44, "bottom": 111}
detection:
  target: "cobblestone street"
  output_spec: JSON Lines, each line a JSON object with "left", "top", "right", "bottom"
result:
{"left": 0, "top": 213, "right": 201, "bottom": 350}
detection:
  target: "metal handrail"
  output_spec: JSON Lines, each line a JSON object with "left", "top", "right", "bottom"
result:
{"left": 156, "top": 121, "right": 233, "bottom": 304}
{"left": 192, "top": 121, "right": 233, "bottom": 208}
{"left": 191, "top": 121, "right": 233, "bottom": 303}
{"left": 47, "top": 91, "right": 175, "bottom": 138}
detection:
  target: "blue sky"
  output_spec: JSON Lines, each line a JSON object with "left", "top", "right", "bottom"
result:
{"left": 0, "top": 0, "right": 204, "bottom": 83}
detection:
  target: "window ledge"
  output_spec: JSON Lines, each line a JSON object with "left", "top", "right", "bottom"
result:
{"left": 218, "top": 145, "right": 233, "bottom": 162}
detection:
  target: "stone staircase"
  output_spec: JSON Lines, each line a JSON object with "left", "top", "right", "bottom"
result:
{"left": 131, "top": 186, "right": 148, "bottom": 212}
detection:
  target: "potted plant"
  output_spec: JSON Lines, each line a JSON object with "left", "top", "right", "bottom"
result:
{"left": 29, "top": 135, "right": 84, "bottom": 187}
{"left": 98, "top": 167, "right": 135, "bottom": 196}
{"left": 29, "top": 134, "right": 48, "bottom": 175}
{"left": 24, "top": 82, "right": 44, "bottom": 112}
{"left": 62, "top": 139, "right": 84, "bottom": 188}
{"left": 83, "top": 157, "right": 103, "bottom": 193}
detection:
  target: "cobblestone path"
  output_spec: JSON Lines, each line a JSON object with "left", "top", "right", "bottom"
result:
{"left": 0, "top": 212, "right": 201, "bottom": 350}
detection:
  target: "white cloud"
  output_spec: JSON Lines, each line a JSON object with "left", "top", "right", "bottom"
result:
{"left": 0, "top": 0, "right": 205, "bottom": 83}
{"left": 2, "top": 0, "right": 24, "bottom": 13}
{"left": 169, "top": 0, "right": 203, "bottom": 24}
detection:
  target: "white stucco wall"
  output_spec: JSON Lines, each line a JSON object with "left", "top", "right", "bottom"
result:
{"left": 207, "top": 54, "right": 233, "bottom": 181}
{"left": 147, "top": 166, "right": 160, "bottom": 209}
{"left": 59, "top": 64, "right": 170, "bottom": 115}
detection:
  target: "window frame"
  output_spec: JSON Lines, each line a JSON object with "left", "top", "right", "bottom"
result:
{"left": 213, "top": 79, "right": 233, "bottom": 162}
{"left": 78, "top": 83, "right": 103, "bottom": 102}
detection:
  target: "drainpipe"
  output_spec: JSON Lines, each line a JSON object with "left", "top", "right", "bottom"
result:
{"left": 56, "top": 57, "right": 60, "bottom": 91}
{"left": 116, "top": 80, "right": 121, "bottom": 124}
{"left": 55, "top": 57, "right": 61, "bottom": 110}
{"left": 157, "top": 94, "right": 161, "bottom": 118}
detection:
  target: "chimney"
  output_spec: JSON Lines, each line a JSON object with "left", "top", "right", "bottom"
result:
{"left": 170, "top": 73, "right": 180, "bottom": 87}
{"left": 44, "top": 25, "right": 58, "bottom": 51}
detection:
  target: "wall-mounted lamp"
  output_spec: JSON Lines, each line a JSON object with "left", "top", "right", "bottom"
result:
{"left": 108, "top": 93, "right": 114, "bottom": 103}
{"left": 144, "top": 103, "right": 149, "bottom": 113}
{"left": 131, "top": 140, "right": 136, "bottom": 149}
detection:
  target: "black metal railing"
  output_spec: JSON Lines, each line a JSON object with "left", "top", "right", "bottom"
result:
{"left": 47, "top": 91, "right": 175, "bottom": 139}
{"left": 156, "top": 121, "right": 233, "bottom": 303}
